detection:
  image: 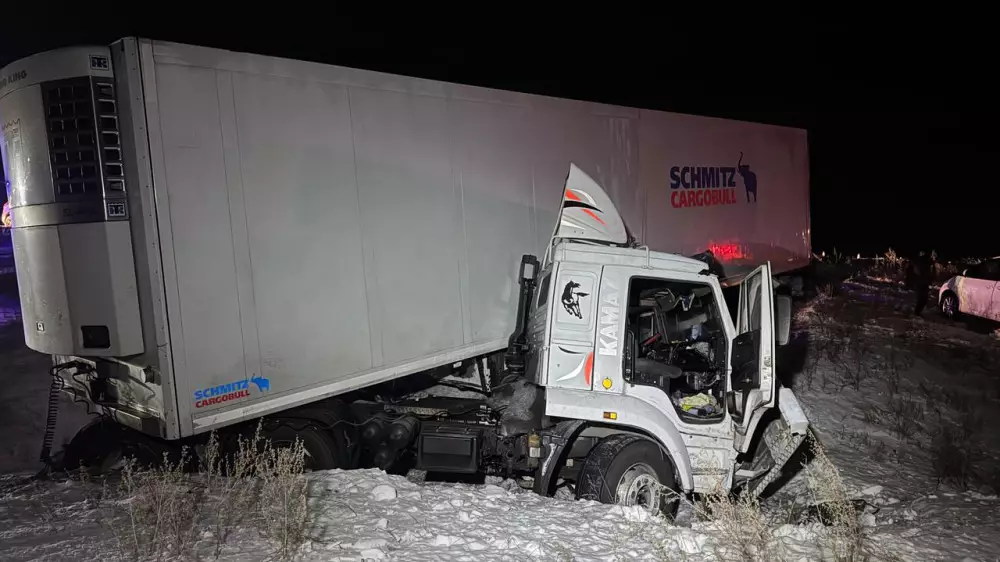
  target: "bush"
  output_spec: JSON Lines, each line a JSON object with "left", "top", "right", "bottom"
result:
{"left": 876, "top": 337, "right": 913, "bottom": 397}
{"left": 803, "top": 436, "right": 901, "bottom": 562}
{"left": 885, "top": 397, "right": 924, "bottom": 441}
{"left": 930, "top": 426, "right": 982, "bottom": 490}
{"left": 686, "top": 435, "right": 902, "bottom": 561}
{"left": 622, "top": 434, "right": 902, "bottom": 561}
{"left": 101, "top": 422, "right": 311, "bottom": 561}
{"left": 201, "top": 428, "right": 265, "bottom": 558}
{"left": 104, "top": 450, "right": 202, "bottom": 560}
{"left": 257, "top": 438, "right": 310, "bottom": 560}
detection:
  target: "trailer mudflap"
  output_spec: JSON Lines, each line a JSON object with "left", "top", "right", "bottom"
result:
{"left": 747, "top": 387, "right": 809, "bottom": 498}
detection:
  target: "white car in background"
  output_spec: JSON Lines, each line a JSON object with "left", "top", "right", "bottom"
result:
{"left": 938, "top": 258, "right": 1000, "bottom": 321}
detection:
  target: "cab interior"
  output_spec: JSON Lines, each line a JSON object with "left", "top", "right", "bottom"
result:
{"left": 624, "top": 277, "right": 728, "bottom": 423}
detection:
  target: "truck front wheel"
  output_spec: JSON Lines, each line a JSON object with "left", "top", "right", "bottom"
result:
{"left": 575, "top": 434, "right": 679, "bottom": 517}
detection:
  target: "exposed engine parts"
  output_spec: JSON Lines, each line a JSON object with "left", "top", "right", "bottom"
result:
{"left": 350, "top": 392, "right": 538, "bottom": 477}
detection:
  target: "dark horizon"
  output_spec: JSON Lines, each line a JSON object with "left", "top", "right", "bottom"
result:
{"left": 2, "top": 14, "right": 995, "bottom": 261}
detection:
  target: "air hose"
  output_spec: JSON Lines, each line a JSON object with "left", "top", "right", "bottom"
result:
{"left": 39, "top": 361, "right": 93, "bottom": 466}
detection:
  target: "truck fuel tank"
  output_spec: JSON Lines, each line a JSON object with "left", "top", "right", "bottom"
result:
{"left": 417, "top": 421, "right": 484, "bottom": 474}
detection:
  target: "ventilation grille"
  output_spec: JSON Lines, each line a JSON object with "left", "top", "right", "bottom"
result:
{"left": 42, "top": 77, "right": 125, "bottom": 200}
{"left": 93, "top": 79, "right": 124, "bottom": 194}
{"left": 44, "top": 78, "right": 99, "bottom": 198}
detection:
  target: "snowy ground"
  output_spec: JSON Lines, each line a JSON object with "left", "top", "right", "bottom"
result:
{"left": 769, "top": 279, "right": 1000, "bottom": 561}
{"left": 2, "top": 277, "right": 1000, "bottom": 560}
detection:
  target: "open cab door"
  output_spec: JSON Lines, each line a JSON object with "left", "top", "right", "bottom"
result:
{"left": 729, "top": 262, "right": 777, "bottom": 452}
{"left": 730, "top": 263, "right": 810, "bottom": 498}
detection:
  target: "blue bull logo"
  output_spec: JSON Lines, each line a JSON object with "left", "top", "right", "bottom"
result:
{"left": 250, "top": 375, "right": 270, "bottom": 392}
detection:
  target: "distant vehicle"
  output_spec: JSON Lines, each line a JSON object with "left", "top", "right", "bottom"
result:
{"left": 938, "top": 257, "right": 1000, "bottom": 321}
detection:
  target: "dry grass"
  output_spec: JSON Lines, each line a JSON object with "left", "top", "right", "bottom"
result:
{"left": 802, "top": 297, "right": 892, "bottom": 393}
{"left": 828, "top": 325, "right": 875, "bottom": 391}
{"left": 100, "top": 421, "right": 311, "bottom": 561}
{"left": 802, "top": 437, "right": 902, "bottom": 562}
{"left": 885, "top": 397, "right": 924, "bottom": 441}
{"left": 257, "top": 439, "right": 310, "bottom": 559}
{"left": 819, "top": 284, "right": 837, "bottom": 299}
{"left": 633, "top": 435, "right": 902, "bottom": 561}
{"left": 201, "top": 427, "right": 267, "bottom": 558}
{"left": 876, "top": 336, "right": 913, "bottom": 397}
{"left": 697, "top": 490, "right": 782, "bottom": 561}
{"left": 866, "top": 249, "right": 907, "bottom": 285}
{"left": 930, "top": 410, "right": 988, "bottom": 491}
{"left": 104, "top": 450, "right": 202, "bottom": 560}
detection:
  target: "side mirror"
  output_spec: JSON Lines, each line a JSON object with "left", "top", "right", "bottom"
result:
{"left": 775, "top": 295, "right": 792, "bottom": 346}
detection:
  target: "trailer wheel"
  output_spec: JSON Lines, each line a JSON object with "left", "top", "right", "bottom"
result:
{"left": 264, "top": 423, "right": 339, "bottom": 471}
{"left": 575, "top": 434, "right": 679, "bottom": 517}
{"left": 61, "top": 418, "right": 173, "bottom": 474}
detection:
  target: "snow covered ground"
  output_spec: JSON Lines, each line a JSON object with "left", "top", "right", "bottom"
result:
{"left": 2, "top": 277, "right": 1000, "bottom": 561}
{"left": 770, "top": 279, "right": 1000, "bottom": 561}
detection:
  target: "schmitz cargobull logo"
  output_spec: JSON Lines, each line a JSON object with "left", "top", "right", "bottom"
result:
{"left": 669, "top": 152, "right": 758, "bottom": 208}
{"left": 194, "top": 375, "right": 271, "bottom": 408}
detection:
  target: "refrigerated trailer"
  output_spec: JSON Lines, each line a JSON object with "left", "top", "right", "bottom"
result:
{"left": 0, "top": 38, "right": 809, "bottom": 509}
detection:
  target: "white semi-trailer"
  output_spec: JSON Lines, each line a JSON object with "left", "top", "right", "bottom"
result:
{"left": 0, "top": 38, "right": 809, "bottom": 511}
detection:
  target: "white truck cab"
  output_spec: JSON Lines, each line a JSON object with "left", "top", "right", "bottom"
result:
{"left": 518, "top": 165, "right": 808, "bottom": 502}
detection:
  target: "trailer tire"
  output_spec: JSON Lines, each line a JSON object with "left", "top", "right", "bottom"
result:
{"left": 61, "top": 418, "right": 174, "bottom": 473}
{"left": 264, "top": 423, "right": 339, "bottom": 471}
{"left": 575, "top": 433, "right": 679, "bottom": 517}
{"left": 281, "top": 403, "right": 360, "bottom": 469}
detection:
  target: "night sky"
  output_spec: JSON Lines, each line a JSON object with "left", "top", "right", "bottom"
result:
{"left": 1, "top": 11, "right": 995, "bottom": 260}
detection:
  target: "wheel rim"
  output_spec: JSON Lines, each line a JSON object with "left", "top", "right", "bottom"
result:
{"left": 615, "top": 462, "right": 663, "bottom": 512}
{"left": 943, "top": 295, "right": 956, "bottom": 317}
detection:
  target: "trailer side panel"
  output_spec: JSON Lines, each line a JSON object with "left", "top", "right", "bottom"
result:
{"left": 135, "top": 40, "right": 810, "bottom": 435}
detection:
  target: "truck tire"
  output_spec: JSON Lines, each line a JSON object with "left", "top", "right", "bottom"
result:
{"left": 264, "top": 423, "right": 339, "bottom": 471}
{"left": 575, "top": 433, "right": 679, "bottom": 517}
